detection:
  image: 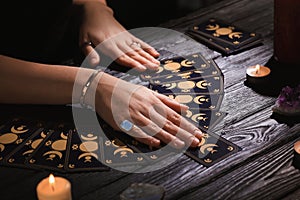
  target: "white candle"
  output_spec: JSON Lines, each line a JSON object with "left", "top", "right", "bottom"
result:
{"left": 246, "top": 64, "right": 271, "bottom": 78}
{"left": 36, "top": 174, "right": 72, "bottom": 200}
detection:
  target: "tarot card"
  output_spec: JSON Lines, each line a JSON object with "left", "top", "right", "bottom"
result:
{"left": 65, "top": 128, "right": 109, "bottom": 172}
{"left": 185, "top": 131, "right": 241, "bottom": 167}
{"left": 0, "top": 118, "right": 44, "bottom": 164}
{"left": 3, "top": 129, "right": 52, "bottom": 168}
{"left": 139, "top": 52, "right": 210, "bottom": 81}
{"left": 148, "top": 59, "right": 222, "bottom": 85}
{"left": 184, "top": 110, "right": 227, "bottom": 131}
{"left": 100, "top": 123, "right": 149, "bottom": 167}
{"left": 165, "top": 93, "right": 224, "bottom": 111}
{"left": 188, "top": 18, "right": 262, "bottom": 48}
{"left": 25, "top": 127, "right": 72, "bottom": 172}
{"left": 149, "top": 75, "right": 224, "bottom": 94}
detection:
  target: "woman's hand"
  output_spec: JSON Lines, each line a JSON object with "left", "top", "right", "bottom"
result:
{"left": 93, "top": 73, "right": 202, "bottom": 149}
{"left": 78, "top": 1, "right": 160, "bottom": 71}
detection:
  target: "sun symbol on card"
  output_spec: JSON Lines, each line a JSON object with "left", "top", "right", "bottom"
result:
{"left": 205, "top": 23, "right": 243, "bottom": 40}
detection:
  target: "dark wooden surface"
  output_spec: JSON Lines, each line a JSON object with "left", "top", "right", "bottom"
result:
{"left": 1, "top": 0, "right": 300, "bottom": 199}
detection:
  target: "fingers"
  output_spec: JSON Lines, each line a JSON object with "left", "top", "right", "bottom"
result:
{"left": 81, "top": 42, "right": 100, "bottom": 67}
{"left": 136, "top": 38, "right": 160, "bottom": 58}
{"left": 154, "top": 92, "right": 189, "bottom": 114}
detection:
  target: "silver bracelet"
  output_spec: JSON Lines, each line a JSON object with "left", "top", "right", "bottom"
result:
{"left": 79, "top": 69, "right": 103, "bottom": 109}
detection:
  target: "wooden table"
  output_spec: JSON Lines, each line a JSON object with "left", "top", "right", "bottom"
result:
{"left": 1, "top": 0, "right": 300, "bottom": 199}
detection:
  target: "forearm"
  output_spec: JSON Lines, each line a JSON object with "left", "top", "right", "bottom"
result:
{"left": 0, "top": 55, "right": 95, "bottom": 105}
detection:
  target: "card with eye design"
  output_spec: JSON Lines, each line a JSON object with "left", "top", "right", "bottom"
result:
{"left": 65, "top": 128, "right": 109, "bottom": 172}
{"left": 3, "top": 129, "right": 52, "bottom": 168}
{"left": 149, "top": 75, "right": 224, "bottom": 95}
{"left": 25, "top": 126, "right": 72, "bottom": 172}
{"left": 139, "top": 52, "right": 211, "bottom": 81}
{"left": 165, "top": 93, "right": 224, "bottom": 111}
{"left": 185, "top": 131, "right": 241, "bottom": 167}
{"left": 0, "top": 118, "right": 44, "bottom": 165}
{"left": 148, "top": 59, "right": 222, "bottom": 85}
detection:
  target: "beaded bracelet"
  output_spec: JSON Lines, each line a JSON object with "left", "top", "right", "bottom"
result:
{"left": 79, "top": 69, "right": 103, "bottom": 109}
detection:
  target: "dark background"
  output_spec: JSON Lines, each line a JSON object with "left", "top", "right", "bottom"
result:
{"left": 107, "top": 0, "right": 225, "bottom": 29}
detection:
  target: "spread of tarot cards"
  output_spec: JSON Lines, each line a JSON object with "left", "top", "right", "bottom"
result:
{"left": 0, "top": 52, "right": 241, "bottom": 173}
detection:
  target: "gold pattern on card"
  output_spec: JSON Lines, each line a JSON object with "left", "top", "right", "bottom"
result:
{"left": 106, "top": 139, "right": 134, "bottom": 158}
{"left": 185, "top": 110, "right": 193, "bottom": 118}
{"left": 177, "top": 72, "right": 192, "bottom": 79}
{"left": 150, "top": 155, "right": 158, "bottom": 160}
{"left": 156, "top": 67, "right": 164, "bottom": 74}
{"left": 180, "top": 59, "right": 195, "bottom": 67}
{"left": 77, "top": 133, "right": 99, "bottom": 162}
{"left": 227, "top": 146, "right": 234, "bottom": 151}
{"left": 196, "top": 80, "right": 211, "bottom": 89}
{"left": 8, "top": 158, "right": 14, "bottom": 163}
{"left": 204, "top": 158, "right": 212, "bottom": 163}
{"left": 174, "top": 95, "right": 193, "bottom": 104}
{"left": 206, "top": 23, "right": 243, "bottom": 39}
{"left": 23, "top": 131, "right": 48, "bottom": 155}
{"left": 164, "top": 62, "right": 181, "bottom": 71}
{"left": 194, "top": 95, "right": 210, "bottom": 104}
{"left": 0, "top": 125, "right": 29, "bottom": 152}
{"left": 200, "top": 144, "right": 218, "bottom": 154}
{"left": 43, "top": 131, "right": 68, "bottom": 161}
{"left": 163, "top": 83, "right": 177, "bottom": 90}
{"left": 137, "top": 157, "right": 143, "bottom": 161}
{"left": 191, "top": 113, "right": 208, "bottom": 123}
{"left": 69, "top": 164, "right": 75, "bottom": 169}
{"left": 106, "top": 159, "right": 112, "bottom": 164}
{"left": 192, "top": 54, "right": 199, "bottom": 58}
{"left": 178, "top": 81, "right": 195, "bottom": 90}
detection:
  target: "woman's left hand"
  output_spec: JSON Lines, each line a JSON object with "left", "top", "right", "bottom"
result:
{"left": 78, "top": 1, "right": 160, "bottom": 71}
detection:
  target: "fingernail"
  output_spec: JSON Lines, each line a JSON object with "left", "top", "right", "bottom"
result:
{"left": 193, "top": 137, "right": 200, "bottom": 145}
{"left": 139, "top": 65, "right": 147, "bottom": 71}
{"left": 91, "top": 58, "right": 98, "bottom": 65}
{"left": 194, "top": 130, "right": 203, "bottom": 137}
{"left": 174, "top": 139, "right": 185, "bottom": 149}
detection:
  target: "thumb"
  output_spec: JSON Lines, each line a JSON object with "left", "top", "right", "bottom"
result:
{"left": 81, "top": 43, "right": 100, "bottom": 67}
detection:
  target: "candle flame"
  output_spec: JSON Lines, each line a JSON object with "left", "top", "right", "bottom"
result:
{"left": 49, "top": 174, "right": 55, "bottom": 191}
{"left": 255, "top": 64, "right": 260, "bottom": 74}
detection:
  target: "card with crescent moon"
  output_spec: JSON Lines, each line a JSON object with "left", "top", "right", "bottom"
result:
{"left": 65, "top": 129, "right": 109, "bottom": 172}
{"left": 3, "top": 129, "right": 52, "bottom": 168}
{"left": 147, "top": 59, "right": 222, "bottom": 85}
{"left": 99, "top": 123, "right": 150, "bottom": 168}
{"left": 0, "top": 118, "right": 44, "bottom": 165}
{"left": 25, "top": 128, "right": 72, "bottom": 172}
{"left": 184, "top": 110, "right": 227, "bottom": 131}
{"left": 139, "top": 53, "right": 210, "bottom": 81}
{"left": 165, "top": 93, "right": 224, "bottom": 111}
{"left": 187, "top": 18, "right": 262, "bottom": 48}
{"left": 149, "top": 75, "right": 224, "bottom": 94}
{"left": 105, "top": 128, "right": 180, "bottom": 166}
{"left": 185, "top": 131, "right": 241, "bottom": 167}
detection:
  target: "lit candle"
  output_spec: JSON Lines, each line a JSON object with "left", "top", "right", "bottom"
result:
{"left": 245, "top": 64, "right": 271, "bottom": 88}
{"left": 292, "top": 140, "right": 300, "bottom": 170}
{"left": 36, "top": 174, "right": 72, "bottom": 200}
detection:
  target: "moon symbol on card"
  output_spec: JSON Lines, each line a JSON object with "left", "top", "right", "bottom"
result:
{"left": 175, "top": 95, "right": 193, "bottom": 103}
{"left": 0, "top": 144, "right": 5, "bottom": 152}
{"left": 22, "top": 149, "right": 34, "bottom": 155}
{"left": 112, "top": 139, "right": 126, "bottom": 148}
{"left": 206, "top": 24, "right": 220, "bottom": 31}
{"left": 11, "top": 125, "right": 28, "bottom": 134}
{"left": 194, "top": 96, "right": 209, "bottom": 104}
{"left": 0, "top": 133, "right": 18, "bottom": 144}
{"left": 191, "top": 113, "right": 207, "bottom": 123}
{"left": 78, "top": 152, "right": 98, "bottom": 160}
{"left": 164, "top": 62, "right": 181, "bottom": 71}
{"left": 180, "top": 59, "right": 194, "bottom": 67}
{"left": 51, "top": 140, "right": 67, "bottom": 151}
{"left": 229, "top": 32, "right": 242, "bottom": 39}
{"left": 113, "top": 148, "right": 134, "bottom": 155}
{"left": 156, "top": 66, "right": 164, "bottom": 74}
{"left": 200, "top": 144, "right": 218, "bottom": 154}
{"left": 79, "top": 141, "right": 98, "bottom": 152}
{"left": 81, "top": 134, "right": 97, "bottom": 141}
{"left": 196, "top": 80, "right": 210, "bottom": 89}
{"left": 41, "top": 131, "right": 47, "bottom": 138}
{"left": 60, "top": 132, "right": 68, "bottom": 140}
{"left": 43, "top": 151, "right": 63, "bottom": 159}
{"left": 185, "top": 110, "right": 193, "bottom": 118}
{"left": 163, "top": 83, "right": 177, "bottom": 90}
{"left": 177, "top": 81, "right": 195, "bottom": 90}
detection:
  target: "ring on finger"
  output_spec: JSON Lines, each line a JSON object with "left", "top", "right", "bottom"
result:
{"left": 130, "top": 41, "right": 142, "bottom": 48}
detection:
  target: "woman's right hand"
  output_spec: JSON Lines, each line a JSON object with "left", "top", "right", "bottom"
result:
{"left": 93, "top": 72, "right": 202, "bottom": 149}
